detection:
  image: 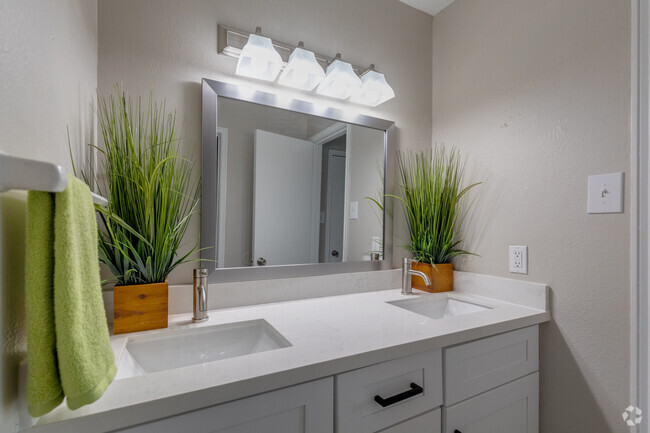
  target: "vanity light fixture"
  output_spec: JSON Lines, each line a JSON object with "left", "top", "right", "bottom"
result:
{"left": 351, "top": 65, "right": 395, "bottom": 107}
{"left": 277, "top": 42, "right": 325, "bottom": 91}
{"left": 316, "top": 54, "right": 363, "bottom": 100}
{"left": 219, "top": 24, "right": 395, "bottom": 106}
{"left": 235, "top": 27, "right": 283, "bottom": 82}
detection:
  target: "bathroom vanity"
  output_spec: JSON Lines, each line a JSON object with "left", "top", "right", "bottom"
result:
{"left": 116, "top": 326, "right": 538, "bottom": 433}
{"left": 25, "top": 270, "right": 549, "bottom": 433}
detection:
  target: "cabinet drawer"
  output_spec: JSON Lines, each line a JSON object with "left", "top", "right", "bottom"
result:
{"left": 336, "top": 349, "right": 442, "bottom": 433}
{"left": 444, "top": 325, "right": 538, "bottom": 405}
{"left": 117, "top": 377, "right": 333, "bottom": 433}
{"left": 442, "top": 373, "right": 538, "bottom": 433}
{"left": 380, "top": 408, "right": 441, "bottom": 433}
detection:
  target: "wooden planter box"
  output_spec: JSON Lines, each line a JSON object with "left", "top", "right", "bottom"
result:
{"left": 113, "top": 280, "right": 168, "bottom": 334}
{"left": 411, "top": 262, "right": 453, "bottom": 293}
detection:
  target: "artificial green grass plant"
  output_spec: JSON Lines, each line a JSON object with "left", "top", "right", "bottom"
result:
{"left": 88, "top": 91, "right": 199, "bottom": 285}
{"left": 395, "top": 146, "right": 480, "bottom": 265}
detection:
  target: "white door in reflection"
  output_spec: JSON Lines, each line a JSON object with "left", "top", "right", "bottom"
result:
{"left": 325, "top": 150, "right": 346, "bottom": 263}
{"left": 252, "top": 129, "right": 321, "bottom": 266}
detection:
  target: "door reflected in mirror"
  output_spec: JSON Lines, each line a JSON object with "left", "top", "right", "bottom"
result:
{"left": 216, "top": 97, "right": 385, "bottom": 268}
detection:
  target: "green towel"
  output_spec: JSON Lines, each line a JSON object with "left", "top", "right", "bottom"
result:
{"left": 25, "top": 190, "right": 61, "bottom": 416}
{"left": 26, "top": 175, "right": 116, "bottom": 417}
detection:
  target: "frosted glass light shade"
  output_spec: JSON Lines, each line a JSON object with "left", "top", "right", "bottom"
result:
{"left": 278, "top": 47, "right": 325, "bottom": 91}
{"left": 316, "top": 59, "right": 362, "bottom": 100}
{"left": 235, "top": 34, "right": 283, "bottom": 81}
{"left": 351, "top": 70, "right": 395, "bottom": 107}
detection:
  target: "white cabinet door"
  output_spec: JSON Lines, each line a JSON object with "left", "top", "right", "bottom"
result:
{"left": 117, "top": 378, "right": 333, "bottom": 433}
{"left": 442, "top": 373, "right": 538, "bottom": 433}
{"left": 444, "top": 325, "right": 538, "bottom": 405}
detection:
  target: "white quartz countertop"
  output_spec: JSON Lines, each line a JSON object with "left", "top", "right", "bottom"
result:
{"left": 30, "top": 271, "right": 550, "bottom": 433}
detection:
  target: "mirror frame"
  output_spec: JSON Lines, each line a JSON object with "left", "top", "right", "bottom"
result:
{"left": 201, "top": 78, "right": 395, "bottom": 282}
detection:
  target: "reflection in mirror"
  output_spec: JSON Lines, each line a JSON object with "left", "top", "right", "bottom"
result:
{"left": 216, "top": 97, "right": 385, "bottom": 268}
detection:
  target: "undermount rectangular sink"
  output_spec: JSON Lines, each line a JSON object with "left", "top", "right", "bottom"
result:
{"left": 388, "top": 296, "right": 490, "bottom": 320}
{"left": 116, "top": 319, "right": 291, "bottom": 378}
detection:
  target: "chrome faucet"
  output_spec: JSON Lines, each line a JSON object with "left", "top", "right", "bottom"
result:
{"left": 402, "top": 258, "right": 431, "bottom": 295}
{"left": 192, "top": 268, "right": 209, "bottom": 322}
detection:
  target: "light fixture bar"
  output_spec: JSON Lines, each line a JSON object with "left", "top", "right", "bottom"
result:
{"left": 218, "top": 24, "right": 367, "bottom": 75}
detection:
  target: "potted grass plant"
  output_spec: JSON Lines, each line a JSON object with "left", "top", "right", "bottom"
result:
{"left": 395, "top": 145, "right": 480, "bottom": 293}
{"left": 88, "top": 91, "right": 200, "bottom": 334}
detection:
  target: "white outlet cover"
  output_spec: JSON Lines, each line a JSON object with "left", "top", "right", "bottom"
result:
{"left": 588, "top": 172, "right": 624, "bottom": 214}
{"left": 509, "top": 245, "right": 528, "bottom": 274}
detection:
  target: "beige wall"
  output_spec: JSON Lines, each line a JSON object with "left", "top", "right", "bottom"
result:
{"left": 432, "top": 0, "right": 630, "bottom": 432}
{"left": 98, "top": 0, "right": 433, "bottom": 283}
{"left": 0, "top": 1, "right": 98, "bottom": 431}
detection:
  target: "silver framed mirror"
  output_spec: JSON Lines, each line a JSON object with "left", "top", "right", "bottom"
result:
{"left": 202, "top": 78, "right": 395, "bottom": 282}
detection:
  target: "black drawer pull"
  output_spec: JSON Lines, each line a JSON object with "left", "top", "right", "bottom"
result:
{"left": 454, "top": 430, "right": 462, "bottom": 433}
{"left": 374, "top": 383, "right": 423, "bottom": 407}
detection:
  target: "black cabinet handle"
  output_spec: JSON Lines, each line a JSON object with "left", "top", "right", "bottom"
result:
{"left": 454, "top": 430, "right": 462, "bottom": 433}
{"left": 374, "top": 383, "right": 423, "bottom": 408}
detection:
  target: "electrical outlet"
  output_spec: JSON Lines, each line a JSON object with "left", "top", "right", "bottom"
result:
{"left": 509, "top": 246, "right": 528, "bottom": 274}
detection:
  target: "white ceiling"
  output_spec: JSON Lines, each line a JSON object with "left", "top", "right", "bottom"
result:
{"left": 398, "top": 0, "right": 456, "bottom": 16}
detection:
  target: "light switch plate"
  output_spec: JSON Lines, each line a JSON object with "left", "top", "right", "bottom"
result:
{"left": 350, "top": 201, "right": 359, "bottom": 220}
{"left": 587, "top": 172, "right": 624, "bottom": 214}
